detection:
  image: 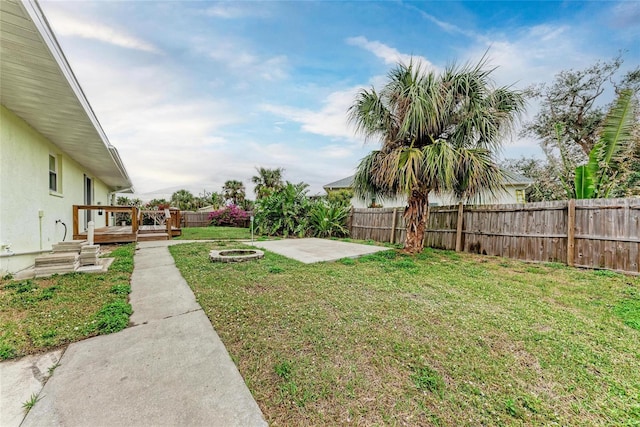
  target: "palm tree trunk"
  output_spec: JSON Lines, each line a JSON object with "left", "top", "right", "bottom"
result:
{"left": 404, "top": 189, "right": 429, "bottom": 254}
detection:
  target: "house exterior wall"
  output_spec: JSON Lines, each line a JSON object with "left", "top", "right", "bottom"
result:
{"left": 346, "top": 186, "right": 526, "bottom": 209}
{"left": 0, "top": 105, "right": 111, "bottom": 274}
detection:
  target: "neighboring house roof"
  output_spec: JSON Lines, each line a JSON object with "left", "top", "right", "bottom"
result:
{"left": 0, "top": 0, "right": 133, "bottom": 192}
{"left": 323, "top": 175, "right": 356, "bottom": 190}
{"left": 324, "top": 170, "right": 533, "bottom": 191}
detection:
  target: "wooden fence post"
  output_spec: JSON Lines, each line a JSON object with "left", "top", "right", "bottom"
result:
{"left": 566, "top": 199, "right": 576, "bottom": 267}
{"left": 455, "top": 202, "right": 464, "bottom": 252}
{"left": 390, "top": 208, "right": 397, "bottom": 244}
{"left": 348, "top": 206, "right": 354, "bottom": 236}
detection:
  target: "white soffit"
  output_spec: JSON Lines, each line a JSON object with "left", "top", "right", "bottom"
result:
{"left": 0, "top": 0, "right": 133, "bottom": 191}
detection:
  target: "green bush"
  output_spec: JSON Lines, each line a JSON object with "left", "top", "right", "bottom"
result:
{"left": 308, "top": 201, "right": 349, "bottom": 238}
{"left": 254, "top": 182, "right": 311, "bottom": 237}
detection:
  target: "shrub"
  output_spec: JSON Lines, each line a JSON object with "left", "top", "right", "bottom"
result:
{"left": 308, "top": 201, "right": 349, "bottom": 238}
{"left": 254, "top": 182, "right": 311, "bottom": 237}
{"left": 208, "top": 204, "right": 250, "bottom": 227}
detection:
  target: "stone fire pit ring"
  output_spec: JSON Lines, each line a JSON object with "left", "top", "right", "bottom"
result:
{"left": 209, "top": 249, "right": 264, "bottom": 263}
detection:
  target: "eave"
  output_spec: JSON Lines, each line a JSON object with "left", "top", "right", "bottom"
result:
{"left": 0, "top": 0, "right": 133, "bottom": 192}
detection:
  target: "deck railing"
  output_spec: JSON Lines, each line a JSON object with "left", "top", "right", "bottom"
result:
{"left": 73, "top": 205, "right": 139, "bottom": 237}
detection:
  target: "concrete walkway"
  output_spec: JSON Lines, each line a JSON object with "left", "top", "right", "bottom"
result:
{"left": 21, "top": 240, "right": 267, "bottom": 427}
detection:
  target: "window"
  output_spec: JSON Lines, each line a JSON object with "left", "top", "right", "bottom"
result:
{"left": 515, "top": 189, "right": 526, "bottom": 203}
{"left": 49, "top": 154, "right": 62, "bottom": 195}
{"left": 49, "top": 154, "right": 57, "bottom": 192}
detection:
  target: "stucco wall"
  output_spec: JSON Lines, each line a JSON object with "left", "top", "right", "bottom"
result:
{"left": 348, "top": 187, "right": 525, "bottom": 209}
{"left": 0, "top": 105, "right": 111, "bottom": 274}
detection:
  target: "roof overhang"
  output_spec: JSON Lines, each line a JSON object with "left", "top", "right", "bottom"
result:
{"left": 0, "top": 0, "right": 133, "bottom": 192}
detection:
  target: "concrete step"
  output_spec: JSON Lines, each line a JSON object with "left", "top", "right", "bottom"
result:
{"left": 137, "top": 233, "right": 169, "bottom": 242}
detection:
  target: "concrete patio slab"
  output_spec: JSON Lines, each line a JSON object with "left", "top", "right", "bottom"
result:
{"left": 247, "top": 238, "right": 389, "bottom": 264}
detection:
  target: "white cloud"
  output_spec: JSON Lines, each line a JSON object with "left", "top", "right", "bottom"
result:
{"left": 346, "top": 36, "right": 436, "bottom": 71}
{"left": 261, "top": 85, "right": 361, "bottom": 141}
{"left": 45, "top": 8, "right": 161, "bottom": 54}
{"left": 413, "top": 9, "right": 482, "bottom": 41}
{"left": 611, "top": 1, "right": 640, "bottom": 29}
{"left": 205, "top": 3, "right": 268, "bottom": 19}
{"left": 61, "top": 57, "right": 243, "bottom": 193}
{"left": 208, "top": 44, "right": 288, "bottom": 81}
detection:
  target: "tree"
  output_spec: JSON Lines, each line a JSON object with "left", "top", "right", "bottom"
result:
{"left": 146, "top": 198, "right": 169, "bottom": 210}
{"left": 210, "top": 192, "right": 225, "bottom": 209}
{"left": 326, "top": 189, "right": 354, "bottom": 208}
{"left": 116, "top": 196, "right": 131, "bottom": 206}
{"left": 222, "top": 180, "right": 246, "bottom": 206}
{"left": 252, "top": 167, "right": 284, "bottom": 199}
{"left": 574, "top": 89, "right": 639, "bottom": 198}
{"left": 500, "top": 157, "right": 566, "bottom": 202}
{"left": 115, "top": 196, "right": 141, "bottom": 225}
{"left": 170, "top": 189, "right": 195, "bottom": 211}
{"left": 524, "top": 56, "right": 640, "bottom": 197}
{"left": 349, "top": 59, "right": 524, "bottom": 253}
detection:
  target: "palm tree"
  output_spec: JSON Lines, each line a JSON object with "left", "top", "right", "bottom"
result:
{"left": 223, "top": 180, "right": 246, "bottom": 206}
{"left": 252, "top": 167, "right": 284, "bottom": 199}
{"left": 349, "top": 59, "right": 524, "bottom": 253}
{"left": 170, "top": 189, "right": 195, "bottom": 211}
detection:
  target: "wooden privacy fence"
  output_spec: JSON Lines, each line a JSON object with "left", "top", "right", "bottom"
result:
{"left": 349, "top": 198, "right": 640, "bottom": 274}
{"left": 182, "top": 212, "right": 211, "bottom": 227}
{"left": 181, "top": 211, "right": 251, "bottom": 228}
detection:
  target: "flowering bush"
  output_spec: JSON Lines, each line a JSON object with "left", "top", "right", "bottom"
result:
{"left": 208, "top": 204, "right": 250, "bottom": 227}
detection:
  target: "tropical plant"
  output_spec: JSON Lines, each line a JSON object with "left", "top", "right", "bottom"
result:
{"left": 308, "top": 201, "right": 349, "bottom": 238}
{"left": 170, "top": 189, "right": 195, "bottom": 211}
{"left": 223, "top": 180, "right": 246, "bottom": 206}
{"left": 115, "top": 196, "right": 142, "bottom": 225}
{"left": 254, "top": 182, "right": 310, "bottom": 237}
{"left": 349, "top": 59, "right": 524, "bottom": 253}
{"left": 146, "top": 198, "right": 170, "bottom": 210}
{"left": 210, "top": 192, "right": 225, "bottom": 209}
{"left": 252, "top": 167, "right": 284, "bottom": 199}
{"left": 574, "top": 89, "right": 638, "bottom": 198}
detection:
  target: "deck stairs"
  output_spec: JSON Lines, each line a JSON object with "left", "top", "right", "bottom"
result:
{"left": 137, "top": 225, "right": 170, "bottom": 242}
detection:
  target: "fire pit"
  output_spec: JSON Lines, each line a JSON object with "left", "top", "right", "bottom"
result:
{"left": 209, "top": 249, "right": 264, "bottom": 263}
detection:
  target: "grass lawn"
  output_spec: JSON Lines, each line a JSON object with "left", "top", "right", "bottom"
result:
{"left": 174, "top": 226, "right": 253, "bottom": 240}
{"left": 170, "top": 242, "right": 640, "bottom": 426}
{"left": 0, "top": 244, "right": 135, "bottom": 360}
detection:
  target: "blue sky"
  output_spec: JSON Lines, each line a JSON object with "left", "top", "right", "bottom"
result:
{"left": 39, "top": 0, "right": 640, "bottom": 199}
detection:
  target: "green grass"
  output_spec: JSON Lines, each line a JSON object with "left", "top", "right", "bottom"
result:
{"left": 170, "top": 242, "right": 640, "bottom": 426}
{"left": 0, "top": 244, "right": 135, "bottom": 360}
{"left": 174, "top": 226, "right": 253, "bottom": 240}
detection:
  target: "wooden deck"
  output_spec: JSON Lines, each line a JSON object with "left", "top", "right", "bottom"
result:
{"left": 74, "top": 226, "right": 137, "bottom": 243}
{"left": 72, "top": 205, "right": 182, "bottom": 244}
{"left": 73, "top": 225, "right": 182, "bottom": 243}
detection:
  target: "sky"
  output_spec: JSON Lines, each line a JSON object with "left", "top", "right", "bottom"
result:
{"left": 38, "top": 0, "right": 640, "bottom": 200}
